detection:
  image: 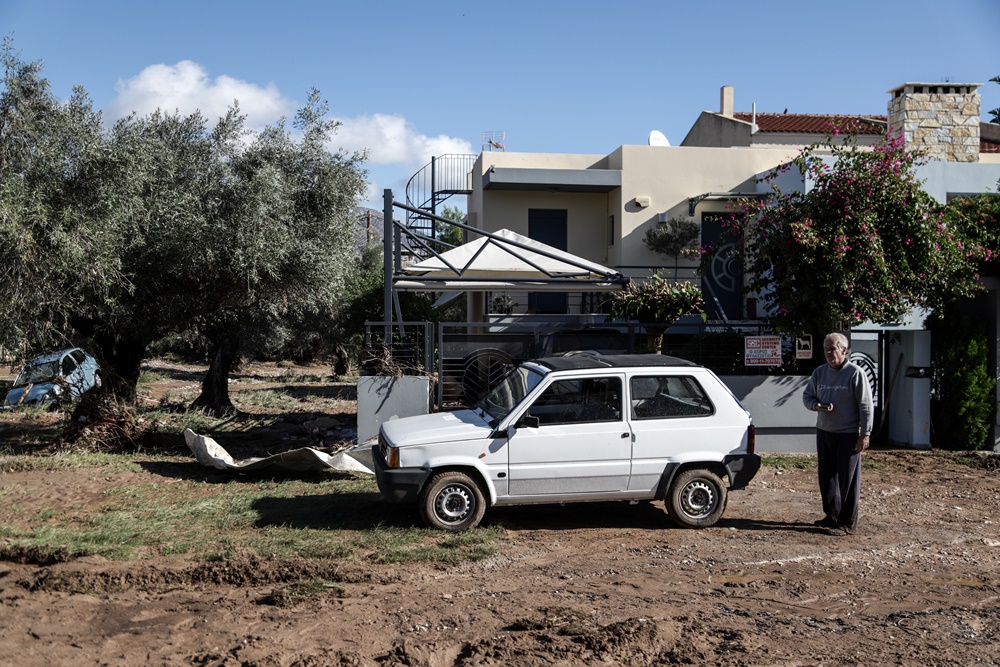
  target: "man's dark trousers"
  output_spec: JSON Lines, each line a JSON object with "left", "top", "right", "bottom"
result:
{"left": 816, "top": 430, "right": 861, "bottom": 530}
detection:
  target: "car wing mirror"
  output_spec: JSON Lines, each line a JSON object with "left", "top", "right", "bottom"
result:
{"left": 517, "top": 415, "right": 540, "bottom": 429}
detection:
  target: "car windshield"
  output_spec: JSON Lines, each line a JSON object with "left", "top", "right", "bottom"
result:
{"left": 476, "top": 365, "right": 545, "bottom": 423}
{"left": 13, "top": 360, "right": 60, "bottom": 388}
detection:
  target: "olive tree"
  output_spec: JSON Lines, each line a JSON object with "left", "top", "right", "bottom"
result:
{"left": 188, "top": 91, "right": 367, "bottom": 413}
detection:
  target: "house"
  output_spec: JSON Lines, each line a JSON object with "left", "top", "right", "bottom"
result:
{"left": 387, "top": 82, "right": 1000, "bottom": 451}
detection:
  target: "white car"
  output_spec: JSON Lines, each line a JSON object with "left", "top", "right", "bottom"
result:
{"left": 374, "top": 354, "right": 759, "bottom": 531}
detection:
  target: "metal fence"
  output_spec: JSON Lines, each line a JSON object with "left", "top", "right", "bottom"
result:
{"left": 364, "top": 319, "right": 845, "bottom": 410}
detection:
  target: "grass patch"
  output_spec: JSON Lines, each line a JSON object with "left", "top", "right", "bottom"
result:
{"left": 0, "top": 453, "right": 504, "bottom": 568}
{"left": 761, "top": 454, "right": 816, "bottom": 470}
{"left": 233, "top": 389, "right": 299, "bottom": 411}
{"left": 277, "top": 371, "right": 331, "bottom": 384}
{"left": 138, "top": 369, "right": 169, "bottom": 387}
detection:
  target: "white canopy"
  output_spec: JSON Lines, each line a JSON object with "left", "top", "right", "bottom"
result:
{"left": 396, "top": 228, "right": 625, "bottom": 292}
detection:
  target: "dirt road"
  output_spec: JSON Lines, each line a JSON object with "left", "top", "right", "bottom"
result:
{"left": 1, "top": 448, "right": 998, "bottom": 665}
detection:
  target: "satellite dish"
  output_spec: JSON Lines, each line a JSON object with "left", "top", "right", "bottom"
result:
{"left": 647, "top": 130, "right": 670, "bottom": 146}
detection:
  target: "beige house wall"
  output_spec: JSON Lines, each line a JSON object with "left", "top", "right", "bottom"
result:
{"left": 613, "top": 146, "right": 797, "bottom": 276}
{"left": 470, "top": 146, "right": 797, "bottom": 282}
{"left": 472, "top": 153, "right": 615, "bottom": 265}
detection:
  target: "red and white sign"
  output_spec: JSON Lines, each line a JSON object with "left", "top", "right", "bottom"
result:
{"left": 744, "top": 336, "right": 781, "bottom": 366}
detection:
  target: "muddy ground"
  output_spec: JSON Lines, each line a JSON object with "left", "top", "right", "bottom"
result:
{"left": 1, "top": 362, "right": 999, "bottom": 666}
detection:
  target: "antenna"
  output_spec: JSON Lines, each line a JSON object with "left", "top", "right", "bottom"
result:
{"left": 647, "top": 130, "right": 670, "bottom": 146}
{"left": 482, "top": 131, "right": 505, "bottom": 152}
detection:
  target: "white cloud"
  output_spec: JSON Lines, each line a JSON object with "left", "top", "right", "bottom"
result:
{"left": 333, "top": 113, "right": 474, "bottom": 167}
{"left": 107, "top": 62, "right": 475, "bottom": 206}
{"left": 108, "top": 61, "right": 292, "bottom": 129}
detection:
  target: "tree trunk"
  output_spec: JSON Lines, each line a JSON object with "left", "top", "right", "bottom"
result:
{"left": 190, "top": 340, "right": 238, "bottom": 415}
{"left": 93, "top": 331, "right": 148, "bottom": 403}
{"left": 333, "top": 343, "right": 351, "bottom": 376}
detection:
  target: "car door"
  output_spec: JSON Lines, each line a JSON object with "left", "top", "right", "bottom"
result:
{"left": 507, "top": 373, "right": 630, "bottom": 496}
{"left": 60, "top": 353, "right": 83, "bottom": 397}
{"left": 627, "top": 373, "right": 717, "bottom": 492}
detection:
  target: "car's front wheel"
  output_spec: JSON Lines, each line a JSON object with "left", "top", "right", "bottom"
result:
{"left": 419, "top": 471, "right": 487, "bottom": 532}
{"left": 666, "top": 468, "right": 728, "bottom": 528}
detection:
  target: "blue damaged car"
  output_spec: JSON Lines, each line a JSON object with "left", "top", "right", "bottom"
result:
{"left": 3, "top": 348, "right": 102, "bottom": 408}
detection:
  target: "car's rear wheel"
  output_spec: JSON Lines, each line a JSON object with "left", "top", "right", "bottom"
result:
{"left": 419, "top": 471, "right": 487, "bottom": 532}
{"left": 666, "top": 468, "right": 728, "bottom": 528}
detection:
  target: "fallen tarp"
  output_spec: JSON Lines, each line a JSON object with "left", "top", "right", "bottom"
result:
{"left": 184, "top": 428, "right": 373, "bottom": 474}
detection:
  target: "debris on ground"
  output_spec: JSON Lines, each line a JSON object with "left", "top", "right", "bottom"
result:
{"left": 183, "top": 428, "right": 373, "bottom": 474}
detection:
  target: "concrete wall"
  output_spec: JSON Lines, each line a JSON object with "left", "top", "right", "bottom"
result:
{"left": 721, "top": 375, "right": 816, "bottom": 453}
{"left": 357, "top": 376, "right": 432, "bottom": 444}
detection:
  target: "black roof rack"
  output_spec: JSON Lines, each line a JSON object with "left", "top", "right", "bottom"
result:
{"left": 533, "top": 353, "right": 698, "bottom": 372}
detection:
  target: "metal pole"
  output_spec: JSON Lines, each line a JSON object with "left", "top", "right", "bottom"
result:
{"left": 383, "top": 189, "right": 393, "bottom": 343}
{"left": 431, "top": 156, "right": 437, "bottom": 241}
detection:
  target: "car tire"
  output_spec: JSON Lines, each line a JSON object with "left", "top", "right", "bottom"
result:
{"left": 93, "top": 372, "right": 102, "bottom": 389}
{"left": 419, "top": 471, "right": 487, "bottom": 532}
{"left": 666, "top": 468, "right": 728, "bottom": 528}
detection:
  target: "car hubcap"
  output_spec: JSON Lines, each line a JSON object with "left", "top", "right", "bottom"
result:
{"left": 436, "top": 485, "right": 471, "bottom": 522}
{"left": 681, "top": 480, "right": 715, "bottom": 517}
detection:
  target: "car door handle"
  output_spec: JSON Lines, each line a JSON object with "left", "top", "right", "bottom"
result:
{"left": 621, "top": 432, "right": 630, "bottom": 439}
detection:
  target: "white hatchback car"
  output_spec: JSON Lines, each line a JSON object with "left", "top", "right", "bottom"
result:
{"left": 374, "top": 354, "right": 759, "bottom": 531}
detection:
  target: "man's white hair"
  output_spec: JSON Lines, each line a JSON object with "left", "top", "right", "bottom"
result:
{"left": 824, "top": 332, "right": 849, "bottom": 350}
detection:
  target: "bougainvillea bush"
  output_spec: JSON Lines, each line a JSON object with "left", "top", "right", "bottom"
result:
{"left": 707, "top": 133, "right": 987, "bottom": 335}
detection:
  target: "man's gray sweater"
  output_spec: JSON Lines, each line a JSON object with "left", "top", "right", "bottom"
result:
{"left": 802, "top": 361, "right": 874, "bottom": 436}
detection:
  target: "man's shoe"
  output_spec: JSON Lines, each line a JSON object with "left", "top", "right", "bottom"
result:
{"left": 842, "top": 526, "right": 856, "bottom": 535}
{"left": 825, "top": 526, "right": 848, "bottom": 536}
{"left": 813, "top": 517, "right": 836, "bottom": 528}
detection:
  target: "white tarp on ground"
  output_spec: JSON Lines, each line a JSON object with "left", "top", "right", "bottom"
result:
{"left": 396, "top": 228, "right": 624, "bottom": 291}
{"left": 184, "top": 428, "right": 373, "bottom": 474}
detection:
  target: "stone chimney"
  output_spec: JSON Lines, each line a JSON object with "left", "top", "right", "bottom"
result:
{"left": 720, "top": 86, "right": 734, "bottom": 118}
{"left": 888, "top": 83, "right": 982, "bottom": 162}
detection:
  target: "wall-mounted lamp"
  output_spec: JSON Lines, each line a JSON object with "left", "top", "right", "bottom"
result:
{"left": 634, "top": 196, "right": 650, "bottom": 208}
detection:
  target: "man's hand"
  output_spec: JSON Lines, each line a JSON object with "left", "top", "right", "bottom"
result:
{"left": 856, "top": 435, "right": 870, "bottom": 453}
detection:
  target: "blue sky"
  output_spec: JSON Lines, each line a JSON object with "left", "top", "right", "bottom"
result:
{"left": 3, "top": 0, "right": 999, "bottom": 208}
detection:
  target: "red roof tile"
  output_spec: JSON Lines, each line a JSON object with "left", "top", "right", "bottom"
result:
{"left": 731, "top": 112, "right": 887, "bottom": 135}
{"left": 727, "top": 113, "right": 1000, "bottom": 153}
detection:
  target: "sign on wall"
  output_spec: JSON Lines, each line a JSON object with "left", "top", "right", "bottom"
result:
{"left": 744, "top": 335, "right": 781, "bottom": 366}
{"left": 796, "top": 335, "right": 813, "bottom": 360}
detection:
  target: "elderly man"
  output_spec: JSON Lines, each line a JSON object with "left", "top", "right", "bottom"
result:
{"left": 802, "top": 332, "right": 874, "bottom": 536}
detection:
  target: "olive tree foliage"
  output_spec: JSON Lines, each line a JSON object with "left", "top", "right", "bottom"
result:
{"left": 188, "top": 91, "right": 368, "bottom": 413}
{"left": 0, "top": 38, "right": 123, "bottom": 352}
{"left": 606, "top": 271, "right": 703, "bottom": 352}
{"left": 707, "top": 133, "right": 986, "bottom": 337}
{"left": 643, "top": 217, "right": 700, "bottom": 263}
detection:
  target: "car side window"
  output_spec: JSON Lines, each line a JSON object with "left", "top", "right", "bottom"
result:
{"left": 71, "top": 350, "right": 86, "bottom": 364}
{"left": 526, "top": 376, "right": 622, "bottom": 425}
{"left": 61, "top": 356, "right": 77, "bottom": 376}
{"left": 630, "top": 375, "right": 714, "bottom": 419}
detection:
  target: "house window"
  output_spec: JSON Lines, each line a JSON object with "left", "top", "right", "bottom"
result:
{"left": 528, "top": 209, "right": 568, "bottom": 314}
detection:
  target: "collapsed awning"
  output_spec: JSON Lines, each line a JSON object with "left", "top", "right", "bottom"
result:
{"left": 395, "top": 228, "right": 627, "bottom": 292}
